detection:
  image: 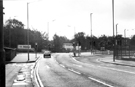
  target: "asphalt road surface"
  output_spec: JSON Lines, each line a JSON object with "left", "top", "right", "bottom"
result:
{"left": 37, "top": 53, "right": 135, "bottom": 87}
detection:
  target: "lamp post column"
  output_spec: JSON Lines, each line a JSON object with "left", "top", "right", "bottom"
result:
{"left": 90, "top": 13, "right": 93, "bottom": 55}
{"left": 27, "top": 3, "right": 30, "bottom": 61}
{"left": 112, "top": 0, "right": 115, "bottom": 62}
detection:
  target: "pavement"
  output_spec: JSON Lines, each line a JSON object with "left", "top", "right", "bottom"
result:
{"left": 6, "top": 53, "right": 39, "bottom": 87}
{"left": 72, "top": 52, "right": 135, "bottom": 67}
{"left": 98, "top": 56, "right": 135, "bottom": 67}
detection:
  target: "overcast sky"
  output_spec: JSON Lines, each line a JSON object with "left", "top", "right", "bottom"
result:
{"left": 3, "top": 0, "right": 135, "bottom": 40}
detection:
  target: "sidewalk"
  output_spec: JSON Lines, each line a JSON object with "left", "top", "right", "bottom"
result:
{"left": 72, "top": 52, "right": 135, "bottom": 67}
{"left": 11, "top": 53, "right": 38, "bottom": 63}
{"left": 99, "top": 57, "right": 135, "bottom": 67}
{"left": 6, "top": 53, "right": 38, "bottom": 87}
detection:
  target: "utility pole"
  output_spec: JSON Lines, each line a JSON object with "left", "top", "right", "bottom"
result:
{"left": 116, "top": 23, "right": 118, "bottom": 59}
{"left": 112, "top": 0, "right": 115, "bottom": 62}
{"left": 74, "top": 26, "right": 76, "bottom": 36}
{"left": 116, "top": 23, "right": 118, "bottom": 36}
{"left": 0, "top": 1, "right": 5, "bottom": 86}
{"left": 47, "top": 22, "right": 49, "bottom": 40}
{"left": 27, "top": 3, "right": 30, "bottom": 61}
{"left": 124, "top": 29, "right": 126, "bottom": 57}
{"left": 90, "top": 13, "right": 93, "bottom": 55}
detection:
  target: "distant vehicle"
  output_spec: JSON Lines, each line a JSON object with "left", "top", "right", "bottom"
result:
{"left": 43, "top": 50, "right": 51, "bottom": 58}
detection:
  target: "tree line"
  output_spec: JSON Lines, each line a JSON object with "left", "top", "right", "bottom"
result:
{"left": 4, "top": 19, "right": 135, "bottom": 52}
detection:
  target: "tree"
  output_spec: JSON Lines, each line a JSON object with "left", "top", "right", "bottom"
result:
{"left": 130, "top": 35, "right": 135, "bottom": 46}
{"left": 4, "top": 18, "right": 49, "bottom": 52}
{"left": 52, "top": 34, "right": 70, "bottom": 52}
{"left": 74, "top": 32, "right": 86, "bottom": 50}
{"left": 4, "top": 19, "right": 26, "bottom": 48}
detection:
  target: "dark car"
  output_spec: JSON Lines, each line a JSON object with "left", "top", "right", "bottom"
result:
{"left": 43, "top": 50, "right": 51, "bottom": 58}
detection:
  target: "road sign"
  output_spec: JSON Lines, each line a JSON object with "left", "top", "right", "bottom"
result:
{"left": 17, "top": 45, "right": 31, "bottom": 49}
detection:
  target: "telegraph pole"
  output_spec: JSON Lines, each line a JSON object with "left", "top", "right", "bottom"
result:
{"left": 90, "top": 13, "right": 93, "bottom": 55}
{"left": 0, "top": 1, "right": 5, "bottom": 86}
{"left": 47, "top": 22, "right": 49, "bottom": 40}
{"left": 116, "top": 23, "right": 118, "bottom": 36}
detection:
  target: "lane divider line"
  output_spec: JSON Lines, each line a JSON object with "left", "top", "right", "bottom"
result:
{"left": 88, "top": 77, "right": 114, "bottom": 87}
{"left": 56, "top": 54, "right": 114, "bottom": 87}
{"left": 68, "top": 68, "right": 81, "bottom": 74}
{"left": 73, "top": 64, "right": 82, "bottom": 67}
{"left": 59, "top": 64, "right": 65, "bottom": 68}
{"left": 71, "top": 54, "right": 135, "bottom": 75}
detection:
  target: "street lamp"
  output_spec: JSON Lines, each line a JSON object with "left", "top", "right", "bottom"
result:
{"left": 116, "top": 23, "right": 118, "bottom": 36}
{"left": 27, "top": 0, "right": 41, "bottom": 61}
{"left": 27, "top": 2, "right": 30, "bottom": 61}
{"left": 112, "top": 0, "right": 115, "bottom": 62}
{"left": 90, "top": 13, "right": 93, "bottom": 55}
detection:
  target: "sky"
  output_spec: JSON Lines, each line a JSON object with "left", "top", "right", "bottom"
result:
{"left": 3, "top": 0, "right": 135, "bottom": 40}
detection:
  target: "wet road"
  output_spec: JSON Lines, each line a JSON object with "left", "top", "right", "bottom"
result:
{"left": 38, "top": 53, "right": 135, "bottom": 87}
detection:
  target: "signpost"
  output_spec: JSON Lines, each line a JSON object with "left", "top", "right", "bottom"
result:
{"left": 17, "top": 45, "right": 31, "bottom": 49}
{"left": 35, "top": 43, "right": 38, "bottom": 58}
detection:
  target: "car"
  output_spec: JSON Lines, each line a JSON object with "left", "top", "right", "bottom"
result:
{"left": 43, "top": 50, "right": 51, "bottom": 58}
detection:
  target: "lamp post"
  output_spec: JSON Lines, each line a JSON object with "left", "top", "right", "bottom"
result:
{"left": 27, "top": 2, "right": 30, "bottom": 61}
{"left": 27, "top": 0, "right": 41, "bottom": 62}
{"left": 90, "top": 13, "right": 93, "bottom": 55}
{"left": 116, "top": 23, "right": 118, "bottom": 36}
{"left": 112, "top": 0, "right": 115, "bottom": 62}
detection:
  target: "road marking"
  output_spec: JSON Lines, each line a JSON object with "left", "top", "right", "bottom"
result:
{"left": 96, "top": 59, "right": 135, "bottom": 75}
{"left": 59, "top": 64, "right": 65, "bottom": 68}
{"left": 68, "top": 68, "right": 81, "bottom": 74}
{"left": 72, "top": 56, "right": 135, "bottom": 75}
{"left": 34, "top": 58, "right": 44, "bottom": 87}
{"left": 73, "top": 64, "right": 82, "bottom": 67}
{"left": 98, "top": 65, "right": 135, "bottom": 75}
{"left": 46, "top": 65, "right": 50, "bottom": 69}
{"left": 88, "top": 77, "right": 114, "bottom": 87}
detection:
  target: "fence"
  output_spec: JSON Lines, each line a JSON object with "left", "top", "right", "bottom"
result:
{"left": 4, "top": 47, "right": 16, "bottom": 61}
{"left": 115, "top": 45, "right": 135, "bottom": 60}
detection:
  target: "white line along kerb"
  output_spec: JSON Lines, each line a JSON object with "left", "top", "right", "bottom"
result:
{"left": 35, "top": 58, "right": 44, "bottom": 87}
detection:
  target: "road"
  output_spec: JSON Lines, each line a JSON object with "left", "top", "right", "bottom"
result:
{"left": 37, "top": 53, "right": 135, "bottom": 87}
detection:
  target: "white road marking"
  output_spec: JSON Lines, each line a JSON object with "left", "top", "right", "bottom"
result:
{"left": 68, "top": 69, "right": 81, "bottom": 74}
{"left": 96, "top": 59, "right": 135, "bottom": 75}
{"left": 46, "top": 65, "right": 50, "bottom": 69}
{"left": 73, "top": 64, "right": 82, "bottom": 67}
{"left": 88, "top": 77, "right": 114, "bottom": 87}
{"left": 35, "top": 58, "right": 44, "bottom": 87}
{"left": 72, "top": 55, "right": 135, "bottom": 75}
{"left": 98, "top": 65, "right": 135, "bottom": 75}
{"left": 59, "top": 64, "right": 65, "bottom": 68}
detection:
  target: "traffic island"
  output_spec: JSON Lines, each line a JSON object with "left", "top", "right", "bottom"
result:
{"left": 11, "top": 63, "right": 34, "bottom": 87}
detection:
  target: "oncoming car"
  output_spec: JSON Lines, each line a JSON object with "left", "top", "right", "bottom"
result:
{"left": 43, "top": 50, "right": 51, "bottom": 58}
